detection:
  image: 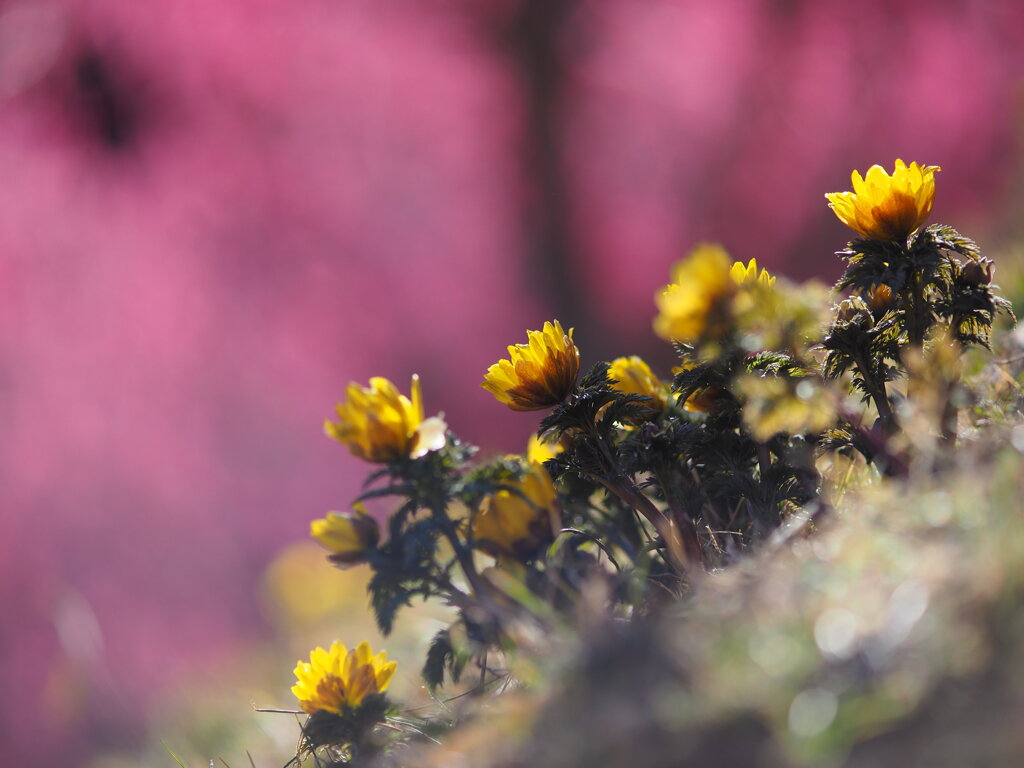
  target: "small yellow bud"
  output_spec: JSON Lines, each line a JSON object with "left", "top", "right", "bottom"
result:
{"left": 310, "top": 504, "right": 379, "bottom": 566}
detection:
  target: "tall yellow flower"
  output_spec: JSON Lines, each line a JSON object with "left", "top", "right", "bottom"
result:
{"left": 825, "top": 159, "right": 940, "bottom": 242}
{"left": 310, "top": 503, "right": 379, "bottom": 566}
{"left": 325, "top": 375, "right": 446, "bottom": 462}
{"left": 292, "top": 641, "right": 397, "bottom": 715}
{"left": 472, "top": 460, "right": 558, "bottom": 560}
{"left": 482, "top": 320, "right": 580, "bottom": 411}
{"left": 608, "top": 356, "right": 667, "bottom": 410}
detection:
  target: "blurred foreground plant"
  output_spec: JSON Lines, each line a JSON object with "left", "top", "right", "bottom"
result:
{"left": 274, "top": 161, "right": 1017, "bottom": 767}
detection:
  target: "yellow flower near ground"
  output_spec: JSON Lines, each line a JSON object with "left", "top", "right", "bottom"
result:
{"left": 310, "top": 504, "right": 379, "bottom": 566}
{"left": 608, "top": 356, "right": 667, "bottom": 410}
{"left": 325, "top": 375, "right": 446, "bottom": 462}
{"left": 472, "top": 460, "right": 558, "bottom": 560}
{"left": 292, "top": 641, "right": 397, "bottom": 714}
{"left": 825, "top": 160, "right": 940, "bottom": 242}
{"left": 482, "top": 320, "right": 581, "bottom": 411}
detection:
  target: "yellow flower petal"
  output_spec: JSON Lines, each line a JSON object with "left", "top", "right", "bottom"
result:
{"left": 472, "top": 460, "right": 559, "bottom": 560}
{"left": 482, "top": 320, "right": 581, "bottom": 411}
{"left": 608, "top": 356, "right": 667, "bottom": 411}
{"left": 292, "top": 640, "right": 397, "bottom": 714}
{"left": 310, "top": 505, "right": 379, "bottom": 565}
{"left": 326, "top": 375, "right": 441, "bottom": 462}
{"left": 826, "top": 160, "right": 940, "bottom": 241}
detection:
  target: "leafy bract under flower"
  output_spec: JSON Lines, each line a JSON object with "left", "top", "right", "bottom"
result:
{"left": 482, "top": 320, "right": 581, "bottom": 411}
{"left": 826, "top": 160, "right": 940, "bottom": 242}
{"left": 292, "top": 641, "right": 397, "bottom": 715}
{"left": 608, "top": 355, "right": 667, "bottom": 411}
{"left": 672, "top": 361, "right": 728, "bottom": 414}
{"left": 310, "top": 504, "right": 380, "bottom": 566}
{"left": 472, "top": 460, "right": 559, "bottom": 560}
{"left": 325, "top": 375, "right": 446, "bottom": 462}
{"left": 602, "top": 356, "right": 667, "bottom": 421}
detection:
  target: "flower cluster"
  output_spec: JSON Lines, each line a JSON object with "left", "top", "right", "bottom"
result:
{"left": 281, "top": 159, "right": 1013, "bottom": 764}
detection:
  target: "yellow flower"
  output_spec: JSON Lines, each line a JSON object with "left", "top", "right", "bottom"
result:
{"left": 526, "top": 433, "right": 564, "bottom": 464}
{"left": 729, "top": 258, "right": 776, "bottom": 288}
{"left": 608, "top": 356, "right": 667, "bottom": 410}
{"left": 654, "top": 245, "right": 776, "bottom": 344}
{"left": 292, "top": 641, "right": 397, "bottom": 715}
{"left": 472, "top": 460, "right": 558, "bottom": 560}
{"left": 310, "top": 504, "right": 379, "bottom": 566}
{"left": 482, "top": 320, "right": 581, "bottom": 411}
{"left": 653, "top": 243, "right": 735, "bottom": 343}
{"left": 325, "top": 375, "right": 446, "bottom": 462}
{"left": 683, "top": 386, "right": 728, "bottom": 414}
{"left": 826, "top": 160, "right": 940, "bottom": 242}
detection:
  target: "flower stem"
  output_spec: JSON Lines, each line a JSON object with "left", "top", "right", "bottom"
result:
{"left": 854, "top": 349, "right": 896, "bottom": 433}
{"left": 596, "top": 474, "right": 701, "bottom": 574}
{"left": 906, "top": 258, "right": 929, "bottom": 348}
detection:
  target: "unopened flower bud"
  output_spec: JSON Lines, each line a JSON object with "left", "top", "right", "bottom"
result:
{"left": 311, "top": 504, "right": 380, "bottom": 566}
{"left": 834, "top": 298, "right": 865, "bottom": 325}
{"left": 866, "top": 283, "right": 894, "bottom": 311}
{"left": 961, "top": 258, "right": 995, "bottom": 286}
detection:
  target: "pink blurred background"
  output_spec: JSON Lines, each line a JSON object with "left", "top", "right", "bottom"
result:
{"left": 1, "top": 0, "right": 1022, "bottom": 763}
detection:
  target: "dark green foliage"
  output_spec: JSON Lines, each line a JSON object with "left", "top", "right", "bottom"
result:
{"left": 458, "top": 456, "right": 529, "bottom": 507}
{"left": 746, "top": 350, "right": 812, "bottom": 377}
{"left": 834, "top": 237, "right": 909, "bottom": 296}
{"left": 936, "top": 258, "right": 1015, "bottom": 348}
{"left": 835, "top": 225, "right": 1005, "bottom": 352}
{"left": 920, "top": 223, "right": 982, "bottom": 261}
{"left": 540, "top": 362, "right": 618, "bottom": 438}
{"left": 295, "top": 694, "right": 393, "bottom": 767}
{"left": 822, "top": 299, "right": 904, "bottom": 404}
{"left": 366, "top": 517, "right": 444, "bottom": 635}
{"left": 422, "top": 629, "right": 463, "bottom": 692}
